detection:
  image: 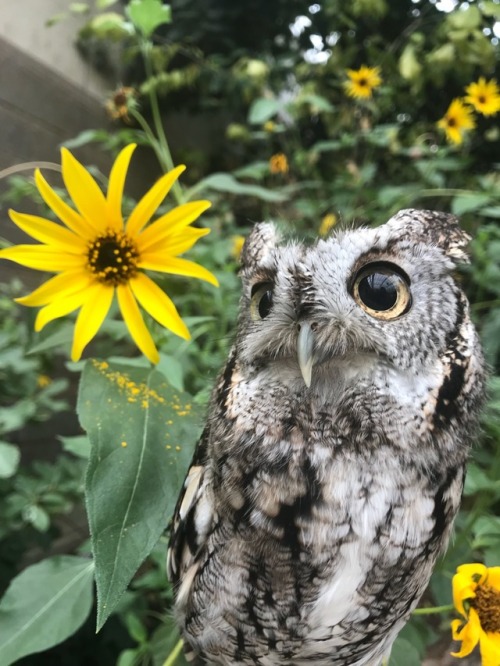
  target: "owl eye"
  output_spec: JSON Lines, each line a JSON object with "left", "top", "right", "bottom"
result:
{"left": 352, "top": 262, "right": 411, "bottom": 320}
{"left": 250, "top": 282, "right": 274, "bottom": 320}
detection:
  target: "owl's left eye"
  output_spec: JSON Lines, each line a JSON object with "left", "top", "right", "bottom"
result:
{"left": 351, "top": 262, "right": 411, "bottom": 320}
{"left": 250, "top": 282, "right": 274, "bottom": 320}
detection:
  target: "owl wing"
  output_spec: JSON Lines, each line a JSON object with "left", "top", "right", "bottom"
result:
{"left": 167, "top": 429, "right": 215, "bottom": 600}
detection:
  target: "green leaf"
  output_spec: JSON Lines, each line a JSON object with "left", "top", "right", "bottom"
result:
{"left": 126, "top": 0, "right": 172, "bottom": 37}
{"left": 451, "top": 193, "right": 491, "bottom": 216}
{"left": 247, "top": 98, "right": 283, "bottom": 124}
{"left": 69, "top": 2, "right": 90, "bottom": 13}
{"left": 0, "top": 556, "right": 94, "bottom": 666}
{"left": 78, "top": 360, "right": 201, "bottom": 630}
{"left": 96, "top": 0, "right": 119, "bottom": 8}
{"left": 388, "top": 637, "right": 421, "bottom": 666}
{"left": 296, "top": 93, "right": 334, "bottom": 113}
{"left": 59, "top": 435, "right": 92, "bottom": 459}
{"left": 193, "top": 173, "right": 288, "bottom": 202}
{"left": 0, "top": 441, "right": 20, "bottom": 478}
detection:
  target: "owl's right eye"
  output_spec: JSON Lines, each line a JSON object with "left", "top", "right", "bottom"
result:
{"left": 250, "top": 283, "right": 274, "bottom": 320}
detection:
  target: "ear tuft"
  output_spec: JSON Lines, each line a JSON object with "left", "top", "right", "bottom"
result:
{"left": 386, "top": 209, "right": 471, "bottom": 264}
{"left": 240, "top": 222, "right": 281, "bottom": 270}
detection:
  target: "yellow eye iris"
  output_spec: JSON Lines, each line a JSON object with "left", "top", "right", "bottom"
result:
{"left": 352, "top": 262, "right": 411, "bottom": 320}
{"left": 250, "top": 283, "right": 274, "bottom": 320}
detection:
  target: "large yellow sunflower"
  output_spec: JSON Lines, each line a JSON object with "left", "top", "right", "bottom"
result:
{"left": 0, "top": 144, "right": 218, "bottom": 364}
{"left": 451, "top": 563, "right": 500, "bottom": 666}
{"left": 437, "top": 98, "right": 476, "bottom": 145}
{"left": 344, "top": 65, "right": 382, "bottom": 99}
{"left": 464, "top": 77, "right": 500, "bottom": 117}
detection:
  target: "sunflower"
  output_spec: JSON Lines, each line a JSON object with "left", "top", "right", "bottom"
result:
{"left": 0, "top": 144, "right": 218, "bottom": 364}
{"left": 319, "top": 213, "right": 338, "bottom": 237}
{"left": 344, "top": 65, "right": 382, "bottom": 99}
{"left": 269, "top": 153, "right": 289, "bottom": 174}
{"left": 464, "top": 77, "right": 500, "bottom": 117}
{"left": 451, "top": 563, "right": 500, "bottom": 666}
{"left": 437, "top": 98, "right": 476, "bottom": 145}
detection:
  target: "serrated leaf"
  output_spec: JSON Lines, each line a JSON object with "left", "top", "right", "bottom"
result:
{"left": 78, "top": 360, "right": 200, "bottom": 630}
{"left": 0, "top": 441, "right": 20, "bottom": 478}
{"left": 126, "top": 0, "right": 172, "bottom": 37}
{"left": 193, "top": 173, "right": 288, "bottom": 202}
{"left": 0, "top": 556, "right": 94, "bottom": 666}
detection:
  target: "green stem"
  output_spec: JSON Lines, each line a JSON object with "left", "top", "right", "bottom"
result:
{"left": 412, "top": 604, "right": 454, "bottom": 616}
{"left": 141, "top": 40, "right": 185, "bottom": 205}
{"left": 163, "top": 638, "right": 184, "bottom": 666}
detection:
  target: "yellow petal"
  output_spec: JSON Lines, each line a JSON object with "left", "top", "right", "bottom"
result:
{"left": 107, "top": 143, "right": 136, "bottom": 230}
{"left": 0, "top": 245, "right": 87, "bottom": 271}
{"left": 72, "top": 283, "right": 114, "bottom": 361}
{"left": 15, "top": 270, "right": 92, "bottom": 306}
{"left": 453, "top": 564, "right": 486, "bottom": 618}
{"left": 138, "top": 255, "right": 219, "bottom": 286}
{"left": 35, "top": 169, "right": 93, "bottom": 239}
{"left": 479, "top": 630, "right": 500, "bottom": 666}
{"left": 142, "top": 228, "right": 210, "bottom": 257}
{"left": 116, "top": 283, "right": 159, "bottom": 364}
{"left": 129, "top": 273, "right": 190, "bottom": 340}
{"left": 35, "top": 291, "right": 89, "bottom": 331}
{"left": 136, "top": 200, "right": 211, "bottom": 251}
{"left": 61, "top": 148, "right": 108, "bottom": 233}
{"left": 450, "top": 609, "right": 481, "bottom": 658}
{"left": 126, "top": 165, "right": 186, "bottom": 236}
{"left": 484, "top": 567, "right": 500, "bottom": 591}
{"left": 8, "top": 210, "right": 86, "bottom": 251}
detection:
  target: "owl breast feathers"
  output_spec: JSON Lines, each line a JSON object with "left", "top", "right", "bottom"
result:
{"left": 167, "top": 209, "right": 485, "bottom": 666}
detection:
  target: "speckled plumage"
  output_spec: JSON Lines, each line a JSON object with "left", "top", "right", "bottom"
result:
{"left": 167, "top": 209, "right": 485, "bottom": 665}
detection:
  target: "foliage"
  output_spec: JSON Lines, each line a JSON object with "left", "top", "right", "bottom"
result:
{"left": 0, "top": 0, "right": 499, "bottom": 664}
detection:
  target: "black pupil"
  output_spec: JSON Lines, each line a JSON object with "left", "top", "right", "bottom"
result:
{"left": 258, "top": 290, "right": 273, "bottom": 318}
{"left": 358, "top": 273, "right": 398, "bottom": 311}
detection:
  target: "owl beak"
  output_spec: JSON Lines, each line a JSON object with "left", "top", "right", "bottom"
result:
{"left": 297, "top": 322, "right": 315, "bottom": 387}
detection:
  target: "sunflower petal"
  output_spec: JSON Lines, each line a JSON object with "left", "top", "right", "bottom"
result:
{"left": 453, "top": 564, "right": 486, "bottom": 618}
{"left": 15, "top": 270, "right": 92, "bottom": 306}
{"left": 117, "top": 283, "right": 159, "bottom": 364}
{"left": 35, "top": 291, "right": 89, "bottom": 331}
{"left": 0, "top": 245, "right": 87, "bottom": 271}
{"left": 138, "top": 255, "right": 219, "bottom": 286}
{"left": 126, "top": 165, "right": 186, "bottom": 236}
{"left": 142, "top": 228, "right": 210, "bottom": 257}
{"left": 450, "top": 608, "right": 481, "bottom": 658}
{"left": 485, "top": 567, "right": 500, "bottom": 590}
{"left": 129, "top": 273, "right": 190, "bottom": 340}
{"left": 136, "top": 200, "right": 211, "bottom": 251}
{"left": 35, "top": 169, "right": 92, "bottom": 239}
{"left": 72, "top": 283, "right": 114, "bottom": 361}
{"left": 61, "top": 148, "right": 108, "bottom": 232}
{"left": 478, "top": 630, "right": 500, "bottom": 666}
{"left": 107, "top": 143, "right": 136, "bottom": 230}
{"left": 8, "top": 210, "right": 86, "bottom": 251}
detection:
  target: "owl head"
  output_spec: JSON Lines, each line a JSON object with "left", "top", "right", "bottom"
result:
{"left": 236, "top": 209, "right": 473, "bottom": 389}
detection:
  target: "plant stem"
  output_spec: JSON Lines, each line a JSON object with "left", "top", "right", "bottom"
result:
{"left": 412, "top": 604, "right": 454, "bottom": 616}
{"left": 141, "top": 40, "right": 185, "bottom": 205}
{"left": 163, "top": 638, "right": 184, "bottom": 666}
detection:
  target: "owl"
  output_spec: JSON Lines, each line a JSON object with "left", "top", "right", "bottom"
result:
{"left": 167, "top": 209, "right": 485, "bottom": 666}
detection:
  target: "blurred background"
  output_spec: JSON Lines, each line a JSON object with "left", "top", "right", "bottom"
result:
{"left": 0, "top": 1, "right": 499, "bottom": 664}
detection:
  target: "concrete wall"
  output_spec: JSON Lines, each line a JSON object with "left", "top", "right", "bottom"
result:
{"left": 0, "top": 0, "right": 109, "bottom": 99}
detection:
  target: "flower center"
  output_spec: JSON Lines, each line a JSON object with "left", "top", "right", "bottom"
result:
{"left": 359, "top": 77, "right": 368, "bottom": 87}
{"left": 478, "top": 95, "right": 486, "bottom": 104}
{"left": 471, "top": 583, "right": 500, "bottom": 633}
{"left": 447, "top": 117, "right": 457, "bottom": 128}
{"left": 87, "top": 230, "right": 139, "bottom": 285}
